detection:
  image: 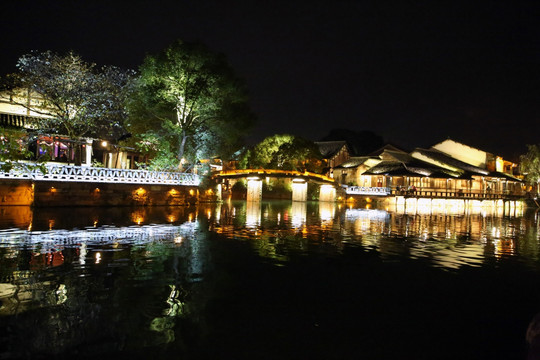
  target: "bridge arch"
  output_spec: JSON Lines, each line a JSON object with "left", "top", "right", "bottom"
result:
{"left": 213, "top": 169, "right": 337, "bottom": 202}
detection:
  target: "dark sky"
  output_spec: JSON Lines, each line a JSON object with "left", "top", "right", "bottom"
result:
{"left": 1, "top": 1, "right": 539, "bottom": 160}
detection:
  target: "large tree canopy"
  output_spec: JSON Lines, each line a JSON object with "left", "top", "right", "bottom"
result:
{"left": 241, "top": 134, "right": 323, "bottom": 172}
{"left": 127, "top": 40, "right": 255, "bottom": 170}
{"left": 0, "top": 128, "right": 34, "bottom": 171}
{"left": 521, "top": 144, "right": 540, "bottom": 194}
{"left": 4, "top": 50, "right": 134, "bottom": 141}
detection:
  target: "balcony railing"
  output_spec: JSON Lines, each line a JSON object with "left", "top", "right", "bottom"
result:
{"left": 345, "top": 186, "right": 524, "bottom": 199}
{"left": 390, "top": 188, "right": 523, "bottom": 200}
{"left": 346, "top": 186, "right": 392, "bottom": 196}
{"left": 0, "top": 162, "right": 200, "bottom": 186}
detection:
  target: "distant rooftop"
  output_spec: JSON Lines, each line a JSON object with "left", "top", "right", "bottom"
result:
{"left": 314, "top": 140, "right": 348, "bottom": 158}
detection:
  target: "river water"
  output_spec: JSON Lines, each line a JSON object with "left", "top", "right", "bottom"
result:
{"left": 0, "top": 201, "right": 539, "bottom": 359}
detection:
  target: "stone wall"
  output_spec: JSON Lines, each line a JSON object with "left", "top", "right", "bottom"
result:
{"left": 0, "top": 180, "right": 34, "bottom": 206}
{"left": 0, "top": 181, "right": 199, "bottom": 207}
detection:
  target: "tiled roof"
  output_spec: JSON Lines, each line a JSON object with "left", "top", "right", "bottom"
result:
{"left": 381, "top": 150, "right": 414, "bottom": 163}
{"left": 363, "top": 159, "right": 459, "bottom": 178}
{"left": 367, "top": 144, "right": 408, "bottom": 156}
{"left": 412, "top": 148, "right": 489, "bottom": 175}
{"left": 315, "top": 141, "right": 348, "bottom": 158}
{"left": 335, "top": 157, "right": 370, "bottom": 168}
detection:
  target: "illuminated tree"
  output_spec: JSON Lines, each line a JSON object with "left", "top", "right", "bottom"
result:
{"left": 277, "top": 136, "right": 324, "bottom": 172}
{"left": 128, "top": 40, "right": 254, "bottom": 170}
{"left": 521, "top": 144, "right": 540, "bottom": 195}
{"left": 247, "top": 134, "right": 295, "bottom": 168}
{"left": 5, "top": 50, "right": 134, "bottom": 141}
{"left": 0, "top": 127, "right": 34, "bottom": 171}
{"left": 242, "top": 134, "right": 323, "bottom": 172}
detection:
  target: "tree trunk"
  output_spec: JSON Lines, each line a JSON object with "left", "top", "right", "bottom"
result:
{"left": 178, "top": 133, "right": 188, "bottom": 171}
{"left": 73, "top": 144, "right": 83, "bottom": 166}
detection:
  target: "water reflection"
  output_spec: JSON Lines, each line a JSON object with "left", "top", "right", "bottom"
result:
{"left": 291, "top": 201, "right": 306, "bottom": 229}
{"left": 208, "top": 201, "right": 540, "bottom": 270}
{"left": 319, "top": 201, "right": 335, "bottom": 223}
{"left": 1, "top": 203, "right": 539, "bottom": 272}
{"left": 392, "top": 198, "right": 525, "bottom": 217}
{"left": 0, "top": 202, "right": 539, "bottom": 358}
{"left": 0, "top": 206, "right": 196, "bottom": 231}
{"left": 246, "top": 201, "right": 261, "bottom": 229}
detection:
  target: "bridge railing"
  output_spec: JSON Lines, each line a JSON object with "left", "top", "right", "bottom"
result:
{"left": 0, "top": 162, "right": 200, "bottom": 186}
{"left": 345, "top": 186, "right": 392, "bottom": 196}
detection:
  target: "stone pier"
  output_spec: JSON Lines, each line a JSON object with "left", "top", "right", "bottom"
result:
{"left": 246, "top": 178, "right": 263, "bottom": 202}
{"left": 319, "top": 184, "right": 336, "bottom": 202}
{"left": 291, "top": 179, "right": 307, "bottom": 202}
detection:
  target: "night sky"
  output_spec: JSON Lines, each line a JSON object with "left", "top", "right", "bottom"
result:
{"left": 1, "top": 1, "right": 539, "bottom": 160}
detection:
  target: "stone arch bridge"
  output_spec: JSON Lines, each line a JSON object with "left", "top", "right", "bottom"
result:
{"left": 213, "top": 169, "right": 338, "bottom": 202}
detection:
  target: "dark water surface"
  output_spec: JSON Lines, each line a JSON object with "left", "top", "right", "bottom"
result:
{"left": 0, "top": 201, "right": 540, "bottom": 359}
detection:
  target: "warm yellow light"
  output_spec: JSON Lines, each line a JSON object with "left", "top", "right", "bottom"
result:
{"left": 174, "top": 236, "right": 183, "bottom": 244}
{"left": 48, "top": 219, "right": 55, "bottom": 230}
{"left": 167, "top": 214, "right": 177, "bottom": 223}
{"left": 206, "top": 189, "right": 213, "bottom": 195}
{"left": 189, "top": 189, "right": 195, "bottom": 196}
{"left": 130, "top": 210, "right": 145, "bottom": 225}
{"left": 50, "top": 187, "right": 56, "bottom": 193}
{"left": 169, "top": 189, "right": 178, "bottom": 195}
{"left": 366, "top": 197, "right": 372, "bottom": 203}
{"left": 101, "top": 141, "right": 108, "bottom": 147}
{"left": 134, "top": 187, "right": 146, "bottom": 198}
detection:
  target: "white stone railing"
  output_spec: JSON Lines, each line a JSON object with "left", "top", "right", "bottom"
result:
{"left": 0, "top": 162, "right": 200, "bottom": 186}
{"left": 346, "top": 186, "right": 391, "bottom": 196}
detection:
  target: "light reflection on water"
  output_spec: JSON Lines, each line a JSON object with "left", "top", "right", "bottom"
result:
{"left": 0, "top": 202, "right": 538, "bottom": 271}
{"left": 208, "top": 201, "right": 540, "bottom": 270}
{"left": 0, "top": 202, "right": 539, "bottom": 358}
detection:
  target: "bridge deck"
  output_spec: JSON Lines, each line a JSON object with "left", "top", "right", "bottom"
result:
{"left": 215, "top": 169, "right": 336, "bottom": 184}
